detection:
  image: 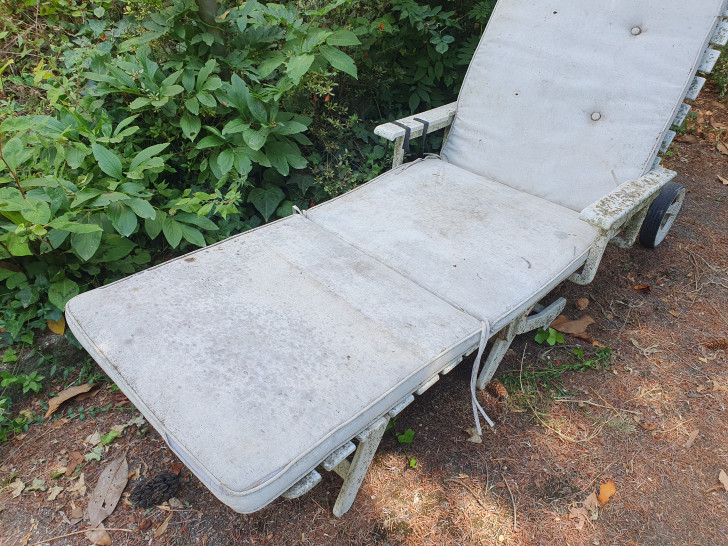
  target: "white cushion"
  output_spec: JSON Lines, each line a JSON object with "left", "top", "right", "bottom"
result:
{"left": 441, "top": 0, "right": 725, "bottom": 211}
{"left": 66, "top": 215, "right": 480, "bottom": 513}
{"left": 307, "top": 158, "right": 598, "bottom": 331}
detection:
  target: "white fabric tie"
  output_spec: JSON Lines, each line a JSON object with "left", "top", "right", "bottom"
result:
{"left": 471, "top": 320, "right": 495, "bottom": 434}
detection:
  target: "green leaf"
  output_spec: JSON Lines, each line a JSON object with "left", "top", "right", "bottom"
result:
{"left": 128, "top": 97, "right": 152, "bottom": 109}
{"left": 129, "top": 143, "right": 169, "bottom": 172}
{"left": 242, "top": 128, "right": 268, "bottom": 151}
{"left": 71, "top": 230, "right": 102, "bottom": 261}
{"left": 326, "top": 29, "right": 361, "bottom": 46}
{"left": 248, "top": 185, "right": 284, "bottom": 221}
{"left": 162, "top": 216, "right": 183, "bottom": 248}
{"left": 201, "top": 77, "right": 222, "bottom": 92}
{"left": 257, "top": 53, "right": 286, "bottom": 79}
{"left": 287, "top": 54, "right": 315, "bottom": 84}
{"left": 47, "top": 220, "right": 103, "bottom": 233}
{"left": 196, "top": 59, "right": 217, "bottom": 93}
{"left": 196, "top": 135, "right": 225, "bottom": 149}
{"left": 0, "top": 137, "right": 23, "bottom": 171}
{"left": 107, "top": 202, "right": 137, "bottom": 237}
{"left": 179, "top": 224, "right": 205, "bottom": 247}
{"left": 66, "top": 147, "right": 89, "bottom": 169}
{"left": 397, "top": 429, "right": 415, "bottom": 444}
{"left": 174, "top": 213, "right": 218, "bottom": 231}
{"left": 185, "top": 97, "right": 199, "bottom": 115}
{"left": 99, "top": 430, "right": 119, "bottom": 445}
{"left": 71, "top": 188, "right": 103, "bottom": 208}
{"left": 222, "top": 119, "right": 249, "bottom": 136}
{"left": 162, "top": 84, "right": 185, "bottom": 97}
{"left": 91, "top": 143, "right": 123, "bottom": 180}
{"left": 197, "top": 91, "right": 216, "bottom": 108}
{"left": 48, "top": 229, "right": 70, "bottom": 249}
{"left": 145, "top": 211, "right": 165, "bottom": 240}
{"left": 126, "top": 198, "right": 156, "bottom": 219}
{"left": 48, "top": 278, "right": 80, "bottom": 310}
{"left": 319, "top": 45, "right": 357, "bottom": 78}
{"left": 20, "top": 198, "right": 51, "bottom": 224}
{"left": 227, "top": 74, "right": 250, "bottom": 111}
{"left": 181, "top": 112, "right": 201, "bottom": 141}
{"left": 246, "top": 95, "right": 268, "bottom": 124}
{"left": 215, "top": 149, "right": 234, "bottom": 177}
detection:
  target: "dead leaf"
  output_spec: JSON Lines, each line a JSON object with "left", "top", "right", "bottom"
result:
{"left": 633, "top": 284, "right": 651, "bottom": 293}
{"left": 718, "top": 175, "right": 728, "bottom": 186}
{"left": 464, "top": 427, "right": 482, "bottom": 443}
{"left": 720, "top": 470, "right": 728, "bottom": 492}
{"left": 717, "top": 142, "right": 728, "bottom": 156}
{"left": 66, "top": 452, "right": 85, "bottom": 476}
{"left": 675, "top": 134, "right": 699, "bottom": 144}
{"left": 87, "top": 454, "right": 129, "bottom": 528}
{"left": 47, "top": 486, "right": 64, "bottom": 501}
{"left": 630, "top": 338, "right": 660, "bottom": 357}
{"left": 575, "top": 298, "right": 590, "bottom": 311}
{"left": 85, "top": 430, "right": 102, "bottom": 446}
{"left": 67, "top": 473, "right": 86, "bottom": 497}
{"left": 138, "top": 518, "right": 152, "bottom": 532}
{"left": 46, "top": 317, "right": 66, "bottom": 335}
{"left": 75, "top": 388, "right": 101, "bottom": 402}
{"left": 685, "top": 430, "right": 699, "bottom": 449}
{"left": 85, "top": 523, "right": 112, "bottom": 545}
{"left": 154, "top": 511, "right": 174, "bottom": 538}
{"left": 551, "top": 315, "right": 596, "bottom": 343}
{"left": 70, "top": 505, "right": 84, "bottom": 524}
{"left": 10, "top": 479, "right": 24, "bottom": 498}
{"left": 170, "top": 463, "right": 184, "bottom": 476}
{"left": 45, "top": 383, "right": 96, "bottom": 419}
{"left": 598, "top": 480, "right": 616, "bottom": 505}
{"left": 26, "top": 478, "right": 47, "bottom": 491}
{"left": 584, "top": 491, "right": 599, "bottom": 519}
{"left": 569, "top": 505, "right": 589, "bottom": 530}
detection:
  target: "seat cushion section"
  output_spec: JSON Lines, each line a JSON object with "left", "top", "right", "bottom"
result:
{"left": 441, "top": 0, "right": 725, "bottom": 211}
{"left": 66, "top": 215, "right": 480, "bottom": 513}
{"left": 307, "top": 158, "right": 598, "bottom": 330}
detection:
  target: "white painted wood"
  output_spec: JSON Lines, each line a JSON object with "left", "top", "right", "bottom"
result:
{"left": 387, "top": 395, "right": 415, "bottom": 418}
{"left": 698, "top": 48, "right": 721, "bottom": 73}
{"left": 686, "top": 76, "right": 706, "bottom": 100}
{"left": 322, "top": 442, "right": 357, "bottom": 472}
{"left": 415, "top": 375, "right": 440, "bottom": 395}
{"left": 333, "top": 418, "right": 388, "bottom": 517}
{"left": 673, "top": 103, "right": 691, "bottom": 127}
{"left": 441, "top": 356, "right": 463, "bottom": 375}
{"left": 711, "top": 19, "right": 728, "bottom": 45}
{"left": 374, "top": 103, "right": 457, "bottom": 142}
{"left": 653, "top": 157, "right": 662, "bottom": 169}
{"left": 333, "top": 460, "right": 350, "bottom": 479}
{"left": 660, "top": 130, "right": 676, "bottom": 153}
{"left": 282, "top": 471, "right": 322, "bottom": 499}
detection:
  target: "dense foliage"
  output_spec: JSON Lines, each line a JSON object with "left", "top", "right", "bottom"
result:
{"left": 0, "top": 0, "right": 493, "bottom": 439}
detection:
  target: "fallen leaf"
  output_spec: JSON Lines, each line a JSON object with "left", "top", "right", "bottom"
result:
{"left": 569, "top": 505, "right": 589, "bottom": 530}
{"left": 70, "top": 505, "right": 84, "bottom": 524}
{"left": 675, "top": 134, "right": 699, "bottom": 144}
{"left": 630, "top": 338, "right": 660, "bottom": 357}
{"left": 168, "top": 497, "right": 184, "bottom": 509}
{"left": 170, "top": 463, "right": 184, "bottom": 476}
{"left": 598, "top": 480, "right": 616, "bottom": 505}
{"left": 128, "top": 467, "right": 141, "bottom": 481}
{"left": 51, "top": 467, "right": 67, "bottom": 479}
{"left": 45, "top": 383, "right": 96, "bottom": 419}
{"left": 575, "top": 298, "right": 590, "bottom": 311}
{"left": 47, "top": 486, "right": 64, "bottom": 501}
{"left": 718, "top": 141, "right": 728, "bottom": 156}
{"left": 67, "top": 473, "right": 86, "bottom": 497}
{"left": 66, "top": 452, "right": 85, "bottom": 476}
{"left": 10, "top": 479, "right": 24, "bottom": 498}
{"left": 464, "top": 427, "right": 482, "bottom": 444}
{"left": 75, "top": 388, "right": 101, "bottom": 402}
{"left": 46, "top": 317, "right": 66, "bottom": 335}
{"left": 551, "top": 315, "right": 596, "bottom": 342}
{"left": 26, "top": 478, "right": 47, "bottom": 492}
{"left": 154, "top": 511, "right": 174, "bottom": 538}
{"left": 720, "top": 470, "right": 728, "bottom": 492}
{"left": 87, "top": 453, "right": 129, "bottom": 528}
{"left": 584, "top": 491, "right": 600, "bottom": 519}
{"left": 685, "top": 430, "right": 699, "bottom": 449}
{"left": 85, "top": 523, "right": 112, "bottom": 545}
{"left": 85, "top": 431, "right": 102, "bottom": 447}
{"left": 633, "top": 284, "right": 651, "bottom": 292}
{"left": 138, "top": 518, "right": 152, "bottom": 532}
{"left": 718, "top": 175, "right": 728, "bottom": 185}
{"left": 668, "top": 310, "right": 680, "bottom": 317}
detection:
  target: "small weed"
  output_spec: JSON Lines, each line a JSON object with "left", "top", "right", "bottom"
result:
{"left": 534, "top": 328, "right": 564, "bottom": 346}
{"left": 387, "top": 418, "right": 418, "bottom": 468}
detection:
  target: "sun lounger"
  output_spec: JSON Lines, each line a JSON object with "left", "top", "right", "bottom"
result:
{"left": 66, "top": 0, "right": 728, "bottom": 516}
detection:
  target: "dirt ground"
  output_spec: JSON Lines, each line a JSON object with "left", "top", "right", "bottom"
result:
{"left": 1, "top": 85, "right": 727, "bottom": 546}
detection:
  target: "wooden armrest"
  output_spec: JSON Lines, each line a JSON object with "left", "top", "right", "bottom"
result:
{"left": 374, "top": 102, "right": 457, "bottom": 142}
{"left": 579, "top": 167, "right": 676, "bottom": 232}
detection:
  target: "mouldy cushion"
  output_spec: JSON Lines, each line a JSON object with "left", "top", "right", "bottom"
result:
{"left": 66, "top": 215, "right": 480, "bottom": 513}
{"left": 441, "top": 0, "right": 725, "bottom": 211}
{"left": 307, "top": 158, "right": 598, "bottom": 331}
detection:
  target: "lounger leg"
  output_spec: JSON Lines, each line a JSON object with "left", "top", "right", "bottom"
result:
{"left": 609, "top": 205, "right": 649, "bottom": 248}
{"left": 332, "top": 417, "right": 388, "bottom": 517}
{"left": 476, "top": 298, "right": 566, "bottom": 390}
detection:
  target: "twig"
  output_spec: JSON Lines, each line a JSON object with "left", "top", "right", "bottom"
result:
{"left": 502, "top": 474, "right": 517, "bottom": 530}
{"left": 554, "top": 398, "right": 641, "bottom": 415}
{"left": 447, "top": 478, "right": 489, "bottom": 512}
{"left": 30, "top": 528, "right": 136, "bottom": 545}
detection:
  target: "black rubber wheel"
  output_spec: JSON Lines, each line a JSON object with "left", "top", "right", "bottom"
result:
{"left": 639, "top": 181, "right": 686, "bottom": 248}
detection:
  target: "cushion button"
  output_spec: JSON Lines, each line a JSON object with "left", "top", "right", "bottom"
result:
{"left": 631, "top": 26, "right": 642, "bottom": 36}
{"left": 591, "top": 112, "right": 602, "bottom": 121}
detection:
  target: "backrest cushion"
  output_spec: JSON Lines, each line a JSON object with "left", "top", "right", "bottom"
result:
{"left": 440, "top": 0, "right": 725, "bottom": 211}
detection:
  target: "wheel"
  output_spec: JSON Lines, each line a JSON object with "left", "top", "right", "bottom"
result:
{"left": 639, "top": 182, "right": 686, "bottom": 248}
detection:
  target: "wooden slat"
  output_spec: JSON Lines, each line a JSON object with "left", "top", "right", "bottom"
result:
{"left": 698, "top": 48, "right": 721, "bottom": 73}
{"left": 322, "top": 442, "right": 357, "bottom": 471}
{"left": 652, "top": 157, "right": 662, "bottom": 170}
{"left": 685, "top": 76, "right": 706, "bottom": 100}
{"left": 415, "top": 374, "right": 440, "bottom": 395}
{"left": 374, "top": 102, "right": 457, "bottom": 142}
{"left": 387, "top": 395, "right": 415, "bottom": 418}
{"left": 711, "top": 19, "right": 728, "bottom": 46}
{"left": 673, "top": 103, "right": 691, "bottom": 127}
{"left": 282, "top": 470, "right": 322, "bottom": 499}
{"left": 660, "top": 130, "right": 676, "bottom": 154}
{"left": 441, "top": 355, "right": 463, "bottom": 375}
